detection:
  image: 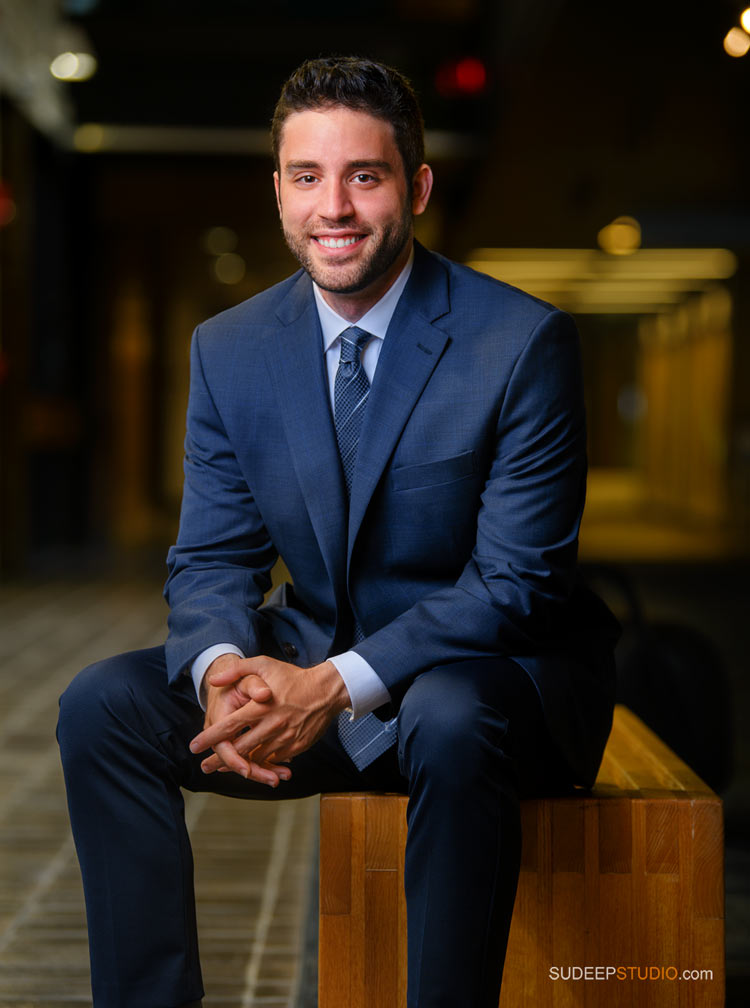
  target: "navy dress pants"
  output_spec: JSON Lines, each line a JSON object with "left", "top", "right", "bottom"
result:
{"left": 57, "top": 647, "right": 572, "bottom": 1008}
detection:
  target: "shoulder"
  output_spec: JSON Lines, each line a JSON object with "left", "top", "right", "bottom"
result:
{"left": 413, "top": 245, "right": 572, "bottom": 358}
{"left": 431, "top": 247, "right": 559, "bottom": 328}
{"left": 195, "top": 268, "right": 308, "bottom": 346}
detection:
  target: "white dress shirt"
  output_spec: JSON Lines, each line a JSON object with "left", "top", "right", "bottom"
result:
{"left": 190, "top": 251, "right": 414, "bottom": 716}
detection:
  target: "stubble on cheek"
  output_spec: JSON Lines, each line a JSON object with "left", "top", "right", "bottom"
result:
{"left": 281, "top": 211, "right": 412, "bottom": 296}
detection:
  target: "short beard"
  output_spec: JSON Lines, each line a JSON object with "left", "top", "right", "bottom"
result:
{"left": 282, "top": 202, "right": 413, "bottom": 295}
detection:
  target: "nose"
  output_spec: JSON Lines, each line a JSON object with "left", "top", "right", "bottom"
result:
{"left": 319, "top": 178, "right": 355, "bottom": 221}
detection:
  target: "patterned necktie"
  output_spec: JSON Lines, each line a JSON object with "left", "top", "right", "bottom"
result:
{"left": 333, "top": 327, "right": 398, "bottom": 770}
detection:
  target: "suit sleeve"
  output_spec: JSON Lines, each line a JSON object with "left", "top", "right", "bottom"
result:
{"left": 163, "top": 326, "right": 278, "bottom": 684}
{"left": 353, "top": 308, "right": 588, "bottom": 706}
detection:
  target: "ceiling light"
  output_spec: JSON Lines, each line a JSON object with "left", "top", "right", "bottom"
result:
{"left": 723, "top": 27, "right": 750, "bottom": 57}
{"left": 50, "top": 51, "right": 98, "bottom": 82}
{"left": 597, "top": 216, "right": 642, "bottom": 256}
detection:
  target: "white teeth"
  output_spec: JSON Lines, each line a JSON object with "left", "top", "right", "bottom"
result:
{"left": 317, "top": 236, "right": 359, "bottom": 248}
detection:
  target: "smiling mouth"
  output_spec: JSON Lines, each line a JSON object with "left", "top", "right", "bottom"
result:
{"left": 313, "top": 234, "right": 366, "bottom": 249}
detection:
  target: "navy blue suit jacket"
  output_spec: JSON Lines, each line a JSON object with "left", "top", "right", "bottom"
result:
{"left": 164, "top": 241, "right": 619, "bottom": 787}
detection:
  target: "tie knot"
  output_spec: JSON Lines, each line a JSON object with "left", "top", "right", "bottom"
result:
{"left": 339, "top": 326, "right": 371, "bottom": 365}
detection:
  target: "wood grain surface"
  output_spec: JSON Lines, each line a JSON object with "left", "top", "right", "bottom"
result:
{"left": 319, "top": 706, "right": 724, "bottom": 1007}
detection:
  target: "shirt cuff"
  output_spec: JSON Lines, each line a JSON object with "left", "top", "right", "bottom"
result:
{"left": 328, "top": 650, "right": 391, "bottom": 719}
{"left": 190, "top": 643, "right": 245, "bottom": 709}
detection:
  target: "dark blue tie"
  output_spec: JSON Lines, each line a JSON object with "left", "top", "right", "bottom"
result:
{"left": 333, "top": 327, "right": 397, "bottom": 769}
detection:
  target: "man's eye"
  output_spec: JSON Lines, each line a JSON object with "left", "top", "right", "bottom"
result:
{"left": 353, "top": 173, "right": 376, "bottom": 184}
{"left": 296, "top": 175, "right": 317, "bottom": 185}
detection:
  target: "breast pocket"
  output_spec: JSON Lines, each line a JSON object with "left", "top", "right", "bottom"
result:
{"left": 391, "top": 450, "right": 476, "bottom": 491}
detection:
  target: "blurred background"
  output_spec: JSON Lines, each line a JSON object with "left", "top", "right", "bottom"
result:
{"left": 2, "top": 0, "right": 750, "bottom": 575}
{"left": 0, "top": 0, "right": 748, "bottom": 1004}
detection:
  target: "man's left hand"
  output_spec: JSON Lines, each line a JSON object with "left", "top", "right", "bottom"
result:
{"left": 189, "top": 656, "right": 350, "bottom": 776}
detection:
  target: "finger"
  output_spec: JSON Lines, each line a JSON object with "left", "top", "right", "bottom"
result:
{"left": 229, "top": 723, "right": 294, "bottom": 767}
{"left": 200, "top": 734, "right": 289, "bottom": 776}
{"left": 252, "top": 739, "right": 294, "bottom": 765}
{"left": 201, "top": 749, "right": 292, "bottom": 782}
{"left": 201, "top": 749, "right": 290, "bottom": 787}
{"left": 251, "top": 759, "right": 292, "bottom": 784}
{"left": 204, "top": 654, "right": 245, "bottom": 686}
{"left": 190, "top": 705, "right": 260, "bottom": 753}
{"left": 207, "top": 739, "right": 249, "bottom": 777}
{"left": 201, "top": 752, "right": 228, "bottom": 774}
{"left": 207, "top": 664, "right": 272, "bottom": 699}
{"left": 235, "top": 674, "right": 273, "bottom": 702}
{"left": 244, "top": 761, "right": 285, "bottom": 787}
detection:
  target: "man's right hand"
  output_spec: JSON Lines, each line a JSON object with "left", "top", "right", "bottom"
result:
{"left": 199, "top": 654, "right": 292, "bottom": 788}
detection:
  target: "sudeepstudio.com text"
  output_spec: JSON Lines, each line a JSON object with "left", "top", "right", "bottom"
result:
{"left": 549, "top": 966, "right": 714, "bottom": 981}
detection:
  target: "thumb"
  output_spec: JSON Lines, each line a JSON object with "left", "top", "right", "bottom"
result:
{"left": 206, "top": 654, "right": 246, "bottom": 687}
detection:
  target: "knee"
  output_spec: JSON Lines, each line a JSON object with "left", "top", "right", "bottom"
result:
{"left": 398, "top": 669, "right": 510, "bottom": 786}
{"left": 57, "top": 652, "right": 149, "bottom": 768}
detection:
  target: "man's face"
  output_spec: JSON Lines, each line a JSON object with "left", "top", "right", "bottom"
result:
{"left": 274, "top": 106, "right": 431, "bottom": 306}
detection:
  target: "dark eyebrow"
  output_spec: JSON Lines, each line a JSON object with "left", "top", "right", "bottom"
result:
{"left": 284, "top": 161, "right": 321, "bottom": 174}
{"left": 347, "top": 160, "right": 393, "bottom": 173}
{"left": 283, "top": 159, "right": 394, "bottom": 175}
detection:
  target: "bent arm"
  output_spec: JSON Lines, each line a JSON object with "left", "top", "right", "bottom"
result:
{"left": 164, "top": 327, "right": 278, "bottom": 684}
{"left": 355, "top": 309, "right": 588, "bottom": 705}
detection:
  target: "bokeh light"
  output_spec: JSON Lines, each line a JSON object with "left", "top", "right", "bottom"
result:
{"left": 74, "top": 123, "right": 106, "bottom": 152}
{"left": 50, "top": 51, "right": 98, "bottom": 81}
{"left": 214, "top": 253, "right": 246, "bottom": 285}
{"left": 723, "top": 26, "right": 750, "bottom": 58}
{"left": 597, "top": 216, "right": 642, "bottom": 256}
{"left": 204, "top": 226, "right": 238, "bottom": 256}
{"left": 435, "top": 57, "right": 487, "bottom": 97}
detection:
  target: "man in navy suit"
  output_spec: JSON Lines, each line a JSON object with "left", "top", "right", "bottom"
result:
{"left": 58, "top": 56, "right": 618, "bottom": 1008}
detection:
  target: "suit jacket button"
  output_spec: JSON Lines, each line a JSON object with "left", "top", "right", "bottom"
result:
{"left": 282, "top": 642, "right": 298, "bottom": 660}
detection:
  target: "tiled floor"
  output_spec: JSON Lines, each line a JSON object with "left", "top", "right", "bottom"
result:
{"left": 0, "top": 582, "right": 317, "bottom": 1008}
{"left": 1, "top": 573, "right": 748, "bottom": 1006}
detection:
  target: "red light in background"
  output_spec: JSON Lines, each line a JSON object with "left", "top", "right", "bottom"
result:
{"left": 455, "top": 57, "right": 487, "bottom": 94}
{"left": 435, "top": 57, "right": 488, "bottom": 98}
{"left": 0, "top": 180, "right": 16, "bottom": 227}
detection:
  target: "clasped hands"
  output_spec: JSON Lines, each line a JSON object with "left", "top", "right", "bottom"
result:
{"left": 189, "top": 654, "right": 351, "bottom": 787}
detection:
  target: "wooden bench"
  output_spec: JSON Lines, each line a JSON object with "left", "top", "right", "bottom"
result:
{"left": 319, "top": 705, "right": 724, "bottom": 1007}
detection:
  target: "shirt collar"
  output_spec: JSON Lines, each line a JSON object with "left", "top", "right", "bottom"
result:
{"left": 313, "top": 247, "right": 414, "bottom": 354}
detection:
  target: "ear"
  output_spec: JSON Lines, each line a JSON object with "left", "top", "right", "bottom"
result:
{"left": 411, "top": 164, "right": 433, "bottom": 216}
{"left": 273, "top": 171, "right": 282, "bottom": 217}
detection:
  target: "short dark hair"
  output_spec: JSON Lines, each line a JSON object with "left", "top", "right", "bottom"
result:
{"left": 271, "top": 56, "right": 425, "bottom": 183}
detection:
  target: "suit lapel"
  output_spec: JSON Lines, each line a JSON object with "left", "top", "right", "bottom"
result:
{"left": 348, "top": 244, "right": 451, "bottom": 560}
{"left": 263, "top": 247, "right": 453, "bottom": 592}
{"left": 263, "top": 271, "right": 348, "bottom": 596}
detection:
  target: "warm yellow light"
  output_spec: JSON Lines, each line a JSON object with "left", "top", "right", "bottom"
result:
{"left": 465, "top": 248, "right": 737, "bottom": 315}
{"left": 74, "top": 123, "right": 106, "bottom": 152}
{"left": 214, "top": 253, "right": 246, "bottom": 285}
{"left": 50, "top": 51, "right": 97, "bottom": 81}
{"left": 723, "top": 26, "right": 750, "bottom": 57}
{"left": 597, "top": 216, "right": 642, "bottom": 256}
{"left": 741, "top": 9, "right": 750, "bottom": 33}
